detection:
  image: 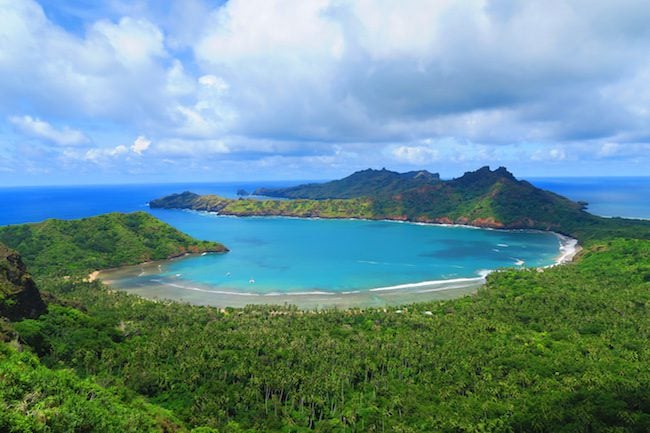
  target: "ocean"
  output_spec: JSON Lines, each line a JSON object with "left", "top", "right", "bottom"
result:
{"left": 0, "top": 177, "right": 647, "bottom": 307}
{"left": 528, "top": 177, "right": 650, "bottom": 220}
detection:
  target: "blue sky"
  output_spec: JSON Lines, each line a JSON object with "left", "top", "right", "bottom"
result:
{"left": 1, "top": 0, "right": 650, "bottom": 185}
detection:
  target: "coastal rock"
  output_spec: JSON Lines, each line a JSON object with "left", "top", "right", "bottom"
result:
{"left": 0, "top": 243, "right": 46, "bottom": 321}
{"left": 470, "top": 218, "right": 505, "bottom": 228}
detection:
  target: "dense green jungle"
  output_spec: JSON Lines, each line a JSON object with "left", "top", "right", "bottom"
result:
{"left": 1, "top": 172, "right": 649, "bottom": 432}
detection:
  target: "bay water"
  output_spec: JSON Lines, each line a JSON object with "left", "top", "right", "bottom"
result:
{"left": 1, "top": 177, "right": 646, "bottom": 307}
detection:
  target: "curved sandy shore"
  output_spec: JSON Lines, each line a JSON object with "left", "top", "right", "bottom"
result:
{"left": 96, "top": 227, "right": 578, "bottom": 309}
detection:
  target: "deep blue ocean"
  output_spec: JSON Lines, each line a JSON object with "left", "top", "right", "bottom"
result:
{"left": 1, "top": 177, "right": 647, "bottom": 227}
{"left": 528, "top": 177, "right": 650, "bottom": 220}
{"left": 0, "top": 177, "right": 647, "bottom": 302}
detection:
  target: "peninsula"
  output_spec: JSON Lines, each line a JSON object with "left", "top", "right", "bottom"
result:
{"left": 150, "top": 166, "right": 650, "bottom": 241}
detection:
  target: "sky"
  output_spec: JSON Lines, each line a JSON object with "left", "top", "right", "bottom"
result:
{"left": 1, "top": 0, "right": 650, "bottom": 186}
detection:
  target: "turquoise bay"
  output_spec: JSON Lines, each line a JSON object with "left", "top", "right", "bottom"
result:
{"left": 102, "top": 210, "right": 564, "bottom": 307}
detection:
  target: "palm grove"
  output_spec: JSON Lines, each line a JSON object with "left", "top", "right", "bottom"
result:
{"left": 1, "top": 168, "right": 649, "bottom": 432}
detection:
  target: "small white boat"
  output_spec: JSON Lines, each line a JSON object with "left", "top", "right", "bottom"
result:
{"left": 249, "top": 278, "right": 255, "bottom": 284}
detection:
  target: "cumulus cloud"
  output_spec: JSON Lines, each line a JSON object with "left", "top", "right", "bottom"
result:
{"left": 0, "top": 0, "right": 175, "bottom": 123}
{"left": 92, "top": 17, "right": 165, "bottom": 68}
{"left": 191, "top": 0, "right": 650, "bottom": 145}
{"left": 131, "top": 136, "right": 151, "bottom": 155}
{"left": 84, "top": 145, "right": 128, "bottom": 162}
{"left": 532, "top": 147, "right": 567, "bottom": 162}
{"left": 9, "top": 115, "right": 89, "bottom": 146}
{"left": 391, "top": 144, "right": 441, "bottom": 165}
{"left": 2, "top": 0, "right": 650, "bottom": 181}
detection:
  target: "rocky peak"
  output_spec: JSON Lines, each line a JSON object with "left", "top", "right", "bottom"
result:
{"left": 0, "top": 243, "right": 46, "bottom": 321}
{"left": 454, "top": 166, "right": 517, "bottom": 186}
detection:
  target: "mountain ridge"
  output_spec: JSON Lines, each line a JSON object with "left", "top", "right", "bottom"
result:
{"left": 254, "top": 167, "right": 441, "bottom": 199}
{"left": 150, "top": 165, "right": 622, "bottom": 236}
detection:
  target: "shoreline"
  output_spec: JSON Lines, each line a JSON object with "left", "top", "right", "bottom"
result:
{"left": 96, "top": 215, "right": 580, "bottom": 309}
{"left": 551, "top": 233, "right": 581, "bottom": 266}
{"left": 100, "top": 269, "right": 485, "bottom": 309}
{"left": 176, "top": 207, "right": 549, "bottom": 233}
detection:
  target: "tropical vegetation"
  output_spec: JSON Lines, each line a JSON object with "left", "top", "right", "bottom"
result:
{"left": 151, "top": 166, "right": 650, "bottom": 239}
{"left": 0, "top": 211, "right": 227, "bottom": 277}
{"left": 0, "top": 167, "right": 649, "bottom": 432}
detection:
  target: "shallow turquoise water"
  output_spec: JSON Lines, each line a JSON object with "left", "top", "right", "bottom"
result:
{"left": 121, "top": 210, "right": 562, "bottom": 294}
{"left": 0, "top": 179, "right": 639, "bottom": 305}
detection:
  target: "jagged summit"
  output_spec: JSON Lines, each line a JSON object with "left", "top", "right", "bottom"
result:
{"left": 152, "top": 165, "right": 597, "bottom": 231}
{"left": 451, "top": 166, "right": 517, "bottom": 188}
{"left": 254, "top": 168, "right": 441, "bottom": 199}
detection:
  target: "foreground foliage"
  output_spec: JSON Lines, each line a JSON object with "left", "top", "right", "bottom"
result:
{"left": 0, "top": 343, "right": 184, "bottom": 433}
{"left": 1, "top": 237, "right": 647, "bottom": 432}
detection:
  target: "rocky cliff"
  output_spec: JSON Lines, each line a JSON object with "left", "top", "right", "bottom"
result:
{"left": 0, "top": 243, "right": 46, "bottom": 321}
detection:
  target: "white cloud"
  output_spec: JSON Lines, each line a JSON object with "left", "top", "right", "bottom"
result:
{"left": 189, "top": 0, "right": 650, "bottom": 147}
{"left": 165, "top": 59, "right": 196, "bottom": 97}
{"left": 3, "top": 0, "right": 650, "bottom": 181}
{"left": 391, "top": 145, "right": 440, "bottom": 165}
{"left": 131, "top": 135, "right": 151, "bottom": 155}
{"left": 198, "top": 75, "right": 228, "bottom": 92}
{"left": 154, "top": 138, "right": 230, "bottom": 156}
{"left": 84, "top": 145, "right": 128, "bottom": 162}
{"left": 532, "top": 147, "right": 567, "bottom": 161}
{"left": 91, "top": 17, "right": 165, "bottom": 68}
{"left": 9, "top": 115, "right": 89, "bottom": 146}
{"left": 0, "top": 0, "right": 175, "bottom": 123}
{"left": 597, "top": 142, "right": 620, "bottom": 157}
{"left": 195, "top": 0, "right": 342, "bottom": 63}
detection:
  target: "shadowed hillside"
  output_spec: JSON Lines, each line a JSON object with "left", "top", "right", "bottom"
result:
{"left": 0, "top": 244, "right": 46, "bottom": 321}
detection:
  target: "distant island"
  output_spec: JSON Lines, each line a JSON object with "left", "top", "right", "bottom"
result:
{"left": 150, "top": 166, "right": 650, "bottom": 241}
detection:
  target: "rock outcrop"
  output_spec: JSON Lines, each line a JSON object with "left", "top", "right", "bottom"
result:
{"left": 0, "top": 243, "right": 46, "bottom": 321}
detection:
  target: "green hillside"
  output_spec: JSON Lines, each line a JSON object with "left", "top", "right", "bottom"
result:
{"left": 150, "top": 192, "right": 376, "bottom": 219}
{"left": 0, "top": 235, "right": 647, "bottom": 432}
{"left": 0, "top": 172, "right": 649, "bottom": 431}
{"left": 150, "top": 166, "right": 650, "bottom": 239}
{"left": 0, "top": 212, "right": 228, "bottom": 277}
{"left": 0, "top": 342, "right": 185, "bottom": 432}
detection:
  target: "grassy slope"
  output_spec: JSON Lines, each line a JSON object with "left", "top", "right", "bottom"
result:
{"left": 0, "top": 212, "right": 227, "bottom": 277}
